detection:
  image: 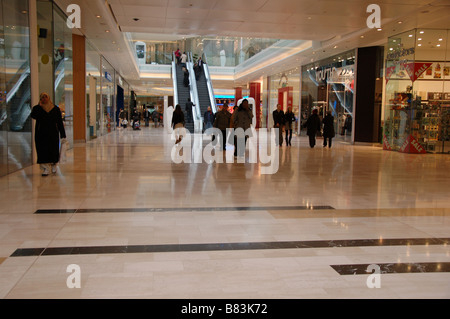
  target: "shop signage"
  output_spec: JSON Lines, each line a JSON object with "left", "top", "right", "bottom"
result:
{"left": 105, "top": 71, "right": 112, "bottom": 82}
{"left": 399, "top": 135, "right": 427, "bottom": 154}
{"left": 385, "top": 66, "right": 396, "bottom": 84}
{"left": 403, "top": 62, "right": 433, "bottom": 82}
{"left": 316, "top": 67, "right": 337, "bottom": 82}
{"left": 387, "top": 47, "right": 415, "bottom": 60}
{"left": 315, "top": 66, "right": 353, "bottom": 83}
{"left": 383, "top": 135, "right": 392, "bottom": 151}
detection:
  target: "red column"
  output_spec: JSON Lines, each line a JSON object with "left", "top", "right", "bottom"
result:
{"left": 249, "top": 82, "right": 261, "bottom": 128}
{"left": 234, "top": 87, "right": 242, "bottom": 107}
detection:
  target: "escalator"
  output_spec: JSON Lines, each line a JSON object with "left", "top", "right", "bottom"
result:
{"left": 195, "top": 60, "right": 216, "bottom": 124}
{"left": 4, "top": 61, "right": 31, "bottom": 132}
{"left": 171, "top": 52, "right": 217, "bottom": 134}
{"left": 174, "top": 62, "right": 195, "bottom": 133}
{"left": 194, "top": 54, "right": 217, "bottom": 131}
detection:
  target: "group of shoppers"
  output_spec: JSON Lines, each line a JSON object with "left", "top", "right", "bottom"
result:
{"left": 272, "top": 104, "right": 296, "bottom": 147}
{"left": 31, "top": 89, "right": 339, "bottom": 178}
{"left": 303, "top": 109, "right": 335, "bottom": 148}
{"left": 274, "top": 105, "right": 337, "bottom": 149}
{"left": 172, "top": 99, "right": 254, "bottom": 157}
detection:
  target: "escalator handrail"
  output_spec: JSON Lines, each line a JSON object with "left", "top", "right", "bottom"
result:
{"left": 187, "top": 52, "right": 201, "bottom": 132}
{"left": 201, "top": 53, "right": 217, "bottom": 114}
{"left": 6, "top": 67, "right": 30, "bottom": 103}
{"left": 171, "top": 52, "right": 179, "bottom": 107}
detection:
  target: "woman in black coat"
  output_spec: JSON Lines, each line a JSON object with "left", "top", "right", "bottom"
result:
{"left": 171, "top": 104, "right": 185, "bottom": 144}
{"left": 31, "top": 93, "right": 66, "bottom": 176}
{"left": 284, "top": 106, "right": 296, "bottom": 146}
{"left": 322, "top": 111, "right": 335, "bottom": 148}
{"left": 303, "top": 109, "right": 321, "bottom": 148}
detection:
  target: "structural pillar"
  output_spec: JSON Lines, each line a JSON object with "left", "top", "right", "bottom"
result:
{"left": 234, "top": 87, "right": 242, "bottom": 107}
{"left": 72, "top": 34, "right": 86, "bottom": 142}
{"left": 249, "top": 82, "right": 261, "bottom": 128}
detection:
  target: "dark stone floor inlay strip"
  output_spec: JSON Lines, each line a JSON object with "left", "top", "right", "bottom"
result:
{"left": 10, "top": 237, "right": 450, "bottom": 257}
{"left": 331, "top": 262, "right": 450, "bottom": 275}
{"left": 34, "top": 205, "right": 335, "bottom": 214}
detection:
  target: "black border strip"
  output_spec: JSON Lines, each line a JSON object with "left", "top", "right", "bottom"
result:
{"left": 34, "top": 205, "right": 335, "bottom": 214}
{"left": 10, "top": 237, "right": 450, "bottom": 257}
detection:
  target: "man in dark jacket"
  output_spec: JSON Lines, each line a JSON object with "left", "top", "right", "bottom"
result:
{"left": 273, "top": 104, "right": 285, "bottom": 146}
{"left": 322, "top": 111, "right": 335, "bottom": 148}
{"left": 185, "top": 98, "right": 194, "bottom": 123}
{"left": 213, "top": 103, "right": 231, "bottom": 151}
{"left": 303, "top": 109, "right": 321, "bottom": 148}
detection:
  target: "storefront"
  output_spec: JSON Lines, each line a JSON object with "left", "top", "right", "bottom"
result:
{"left": 301, "top": 51, "right": 356, "bottom": 141}
{"left": 267, "top": 69, "right": 301, "bottom": 132}
{"left": 0, "top": 0, "right": 32, "bottom": 177}
{"left": 383, "top": 29, "right": 450, "bottom": 154}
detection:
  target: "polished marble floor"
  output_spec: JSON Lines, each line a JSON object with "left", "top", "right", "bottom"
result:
{"left": 0, "top": 126, "right": 449, "bottom": 299}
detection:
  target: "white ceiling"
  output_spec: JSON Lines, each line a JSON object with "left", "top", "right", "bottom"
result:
{"left": 55, "top": 0, "right": 450, "bottom": 95}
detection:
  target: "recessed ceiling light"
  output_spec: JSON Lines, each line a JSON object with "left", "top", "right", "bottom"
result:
{"left": 105, "top": 30, "right": 110, "bottom": 33}
{"left": 377, "top": 28, "right": 382, "bottom": 31}
{"left": 418, "top": 44, "right": 422, "bottom": 47}
{"left": 360, "top": 35, "right": 365, "bottom": 38}
{"left": 437, "top": 44, "right": 441, "bottom": 47}
{"left": 397, "top": 21, "right": 402, "bottom": 24}
{"left": 409, "top": 34, "right": 413, "bottom": 37}
{"left": 420, "top": 31, "right": 424, "bottom": 34}
{"left": 418, "top": 38, "right": 422, "bottom": 41}
{"left": 438, "top": 38, "right": 443, "bottom": 41}
{"left": 96, "top": 15, "right": 101, "bottom": 18}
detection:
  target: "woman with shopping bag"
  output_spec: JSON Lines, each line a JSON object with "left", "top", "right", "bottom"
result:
{"left": 31, "top": 93, "right": 66, "bottom": 176}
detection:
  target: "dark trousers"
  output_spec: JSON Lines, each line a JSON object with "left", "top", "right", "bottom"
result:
{"left": 220, "top": 130, "right": 227, "bottom": 150}
{"left": 236, "top": 136, "right": 248, "bottom": 157}
{"left": 308, "top": 135, "right": 316, "bottom": 148}
{"left": 186, "top": 111, "right": 193, "bottom": 123}
{"left": 323, "top": 137, "right": 332, "bottom": 148}
{"left": 285, "top": 129, "right": 292, "bottom": 145}
{"left": 275, "top": 126, "right": 283, "bottom": 146}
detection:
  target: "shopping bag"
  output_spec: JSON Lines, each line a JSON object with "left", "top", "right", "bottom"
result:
{"left": 59, "top": 139, "right": 68, "bottom": 163}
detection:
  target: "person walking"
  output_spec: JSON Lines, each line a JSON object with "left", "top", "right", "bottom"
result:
{"left": 284, "top": 106, "right": 296, "bottom": 146}
{"left": 180, "top": 51, "right": 187, "bottom": 67}
{"left": 233, "top": 99, "right": 253, "bottom": 157}
{"left": 229, "top": 104, "right": 238, "bottom": 154}
{"left": 175, "top": 48, "right": 181, "bottom": 64}
{"left": 183, "top": 67, "right": 190, "bottom": 87}
{"left": 344, "top": 114, "right": 352, "bottom": 136}
{"left": 172, "top": 104, "right": 185, "bottom": 144}
{"left": 213, "top": 103, "right": 231, "bottom": 151}
{"left": 204, "top": 106, "right": 215, "bottom": 130}
{"left": 185, "top": 98, "right": 194, "bottom": 124}
{"left": 303, "top": 109, "right": 321, "bottom": 148}
{"left": 322, "top": 111, "right": 335, "bottom": 148}
{"left": 273, "top": 104, "right": 285, "bottom": 146}
{"left": 31, "top": 92, "right": 66, "bottom": 176}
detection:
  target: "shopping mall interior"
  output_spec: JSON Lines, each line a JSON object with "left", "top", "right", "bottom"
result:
{"left": 0, "top": 0, "right": 449, "bottom": 302}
